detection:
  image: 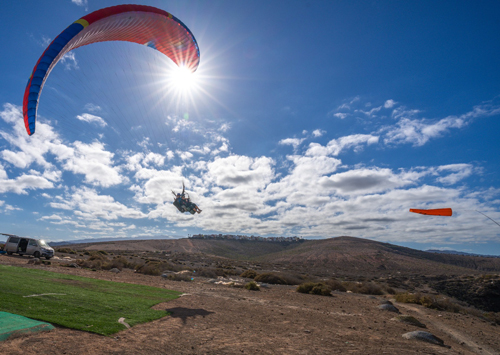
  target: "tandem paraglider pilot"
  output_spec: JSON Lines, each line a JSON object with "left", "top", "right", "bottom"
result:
{"left": 172, "top": 183, "right": 202, "bottom": 214}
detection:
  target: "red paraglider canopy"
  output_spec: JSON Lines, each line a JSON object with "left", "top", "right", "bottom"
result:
{"left": 23, "top": 4, "right": 200, "bottom": 136}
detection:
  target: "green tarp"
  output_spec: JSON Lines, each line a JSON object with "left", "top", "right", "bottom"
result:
{"left": 0, "top": 311, "right": 54, "bottom": 341}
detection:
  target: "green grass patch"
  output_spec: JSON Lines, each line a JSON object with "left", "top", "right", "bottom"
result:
{"left": 0, "top": 265, "right": 181, "bottom": 336}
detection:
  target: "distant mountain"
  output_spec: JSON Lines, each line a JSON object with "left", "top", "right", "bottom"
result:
{"left": 426, "top": 249, "right": 500, "bottom": 258}
{"left": 61, "top": 236, "right": 500, "bottom": 276}
{"left": 50, "top": 235, "right": 182, "bottom": 246}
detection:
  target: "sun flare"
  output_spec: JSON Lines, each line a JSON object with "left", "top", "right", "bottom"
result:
{"left": 169, "top": 66, "right": 198, "bottom": 93}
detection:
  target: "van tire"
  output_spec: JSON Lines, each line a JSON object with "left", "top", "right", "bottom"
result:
{"left": 34, "top": 251, "right": 40, "bottom": 258}
{"left": 7, "top": 252, "right": 12, "bottom": 255}
{"left": 45, "top": 257, "right": 51, "bottom": 260}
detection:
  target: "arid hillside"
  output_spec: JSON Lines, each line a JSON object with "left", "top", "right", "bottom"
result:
{"left": 66, "top": 236, "right": 500, "bottom": 277}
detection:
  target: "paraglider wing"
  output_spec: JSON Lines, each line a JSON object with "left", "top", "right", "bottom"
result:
{"left": 409, "top": 208, "right": 452, "bottom": 217}
{"left": 23, "top": 4, "right": 200, "bottom": 136}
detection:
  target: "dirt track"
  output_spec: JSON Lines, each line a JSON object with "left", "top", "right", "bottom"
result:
{"left": 0, "top": 255, "right": 499, "bottom": 355}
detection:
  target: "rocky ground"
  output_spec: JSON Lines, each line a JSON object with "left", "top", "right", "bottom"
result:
{"left": 0, "top": 254, "right": 499, "bottom": 355}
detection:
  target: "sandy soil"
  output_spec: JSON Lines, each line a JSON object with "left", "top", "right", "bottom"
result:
{"left": 0, "top": 255, "right": 499, "bottom": 355}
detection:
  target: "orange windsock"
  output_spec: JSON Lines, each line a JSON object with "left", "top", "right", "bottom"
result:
{"left": 409, "top": 208, "right": 452, "bottom": 216}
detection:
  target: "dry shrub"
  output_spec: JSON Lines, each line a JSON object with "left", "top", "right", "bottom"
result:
{"left": 245, "top": 281, "right": 260, "bottom": 291}
{"left": 101, "top": 256, "right": 135, "bottom": 271}
{"left": 297, "top": 282, "right": 332, "bottom": 296}
{"left": 77, "top": 258, "right": 104, "bottom": 270}
{"left": 254, "top": 273, "right": 288, "bottom": 285}
{"left": 240, "top": 269, "right": 258, "bottom": 278}
{"left": 342, "top": 281, "right": 384, "bottom": 295}
{"left": 395, "top": 292, "right": 462, "bottom": 313}
{"left": 135, "top": 261, "right": 183, "bottom": 276}
{"left": 136, "top": 262, "right": 162, "bottom": 276}
{"left": 325, "top": 279, "right": 347, "bottom": 292}
{"left": 88, "top": 252, "right": 107, "bottom": 262}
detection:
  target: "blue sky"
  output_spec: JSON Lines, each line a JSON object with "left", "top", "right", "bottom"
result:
{"left": 1, "top": 0, "right": 500, "bottom": 254}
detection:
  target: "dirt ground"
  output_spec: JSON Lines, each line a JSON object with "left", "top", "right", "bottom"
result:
{"left": 0, "top": 255, "right": 499, "bottom": 355}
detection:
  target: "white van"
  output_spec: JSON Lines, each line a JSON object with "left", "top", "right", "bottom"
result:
{"left": 3, "top": 234, "right": 54, "bottom": 259}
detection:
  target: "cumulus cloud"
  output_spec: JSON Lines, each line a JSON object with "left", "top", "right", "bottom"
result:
{"left": 435, "top": 164, "right": 473, "bottom": 185}
{"left": 50, "top": 187, "right": 146, "bottom": 221}
{"left": 312, "top": 129, "right": 326, "bottom": 137}
{"left": 306, "top": 134, "right": 379, "bottom": 156}
{"left": 206, "top": 155, "right": 275, "bottom": 188}
{"left": 60, "top": 141, "right": 123, "bottom": 187}
{"left": 384, "top": 99, "right": 397, "bottom": 108}
{"left": 0, "top": 174, "right": 53, "bottom": 194}
{"left": 76, "top": 113, "right": 107, "bottom": 127}
{"left": 319, "top": 168, "right": 414, "bottom": 195}
{"left": 278, "top": 137, "right": 305, "bottom": 149}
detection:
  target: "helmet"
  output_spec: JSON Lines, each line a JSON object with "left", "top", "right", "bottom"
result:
{"left": 177, "top": 193, "right": 181, "bottom": 197}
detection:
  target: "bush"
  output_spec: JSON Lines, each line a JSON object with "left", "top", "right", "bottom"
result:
{"left": 254, "top": 273, "right": 288, "bottom": 285}
{"left": 135, "top": 261, "right": 183, "bottom": 276}
{"left": 245, "top": 281, "right": 260, "bottom": 291}
{"left": 136, "top": 262, "right": 162, "bottom": 276}
{"left": 88, "top": 251, "right": 107, "bottom": 262}
{"left": 254, "top": 272, "right": 302, "bottom": 285}
{"left": 342, "top": 281, "right": 384, "bottom": 295}
{"left": 395, "top": 292, "right": 462, "bottom": 313}
{"left": 297, "top": 282, "right": 332, "bottom": 296}
{"left": 240, "top": 269, "right": 258, "bottom": 278}
{"left": 101, "top": 256, "right": 135, "bottom": 271}
{"left": 325, "top": 279, "right": 347, "bottom": 292}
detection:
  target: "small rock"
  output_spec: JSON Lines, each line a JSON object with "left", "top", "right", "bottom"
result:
{"left": 68, "top": 263, "right": 80, "bottom": 268}
{"left": 402, "top": 331, "right": 450, "bottom": 348}
{"left": 378, "top": 304, "right": 400, "bottom": 313}
{"left": 28, "top": 258, "right": 41, "bottom": 265}
{"left": 379, "top": 300, "right": 393, "bottom": 305}
{"left": 109, "top": 268, "right": 121, "bottom": 273}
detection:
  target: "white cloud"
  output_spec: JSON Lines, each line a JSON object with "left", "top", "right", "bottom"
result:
{"left": 76, "top": 113, "right": 107, "bottom": 127}
{"left": 206, "top": 155, "right": 275, "bottom": 189}
{"left": 384, "top": 99, "right": 397, "bottom": 108}
{"left": 312, "top": 129, "right": 326, "bottom": 137}
{"left": 278, "top": 137, "right": 305, "bottom": 149}
{"left": 50, "top": 187, "right": 146, "bottom": 221}
{"left": 60, "top": 141, "right": 123, "bottom": 187}
{"left": 306, "top": 134, "right": 379, "bottom": 156}
{"left": 0, "top": 174, "right": 54, "bottom": 194}
{"left": 436, "top": 164, "right": 473, "bottom": 185}
{"left": 333, "top": 113, "right": 348, "bottom": 119}
{"left": 60, "top": 52, "right": 79, "bottom": 70}
{"left": 384, "top": 100, "right": 500, "bottom": 146}
{"left": 71, "top": 0, "right": 88, "bottom": 9}
{"left": 319, "top": 168, "right": 415, "bottom": 195}
{"left": 84, "top": 103, "right": 101, "bottom": 113}
{"left": 384, "top": 116, "right": 466, "bottom": 146}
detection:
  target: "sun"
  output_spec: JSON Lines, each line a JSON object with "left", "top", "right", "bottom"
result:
{"left": 169, "top": 65, "right": 198, "bottom": 93}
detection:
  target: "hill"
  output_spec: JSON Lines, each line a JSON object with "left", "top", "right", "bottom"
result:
{"left": 64, "top": 236, "right": 500, "bottom": 277}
